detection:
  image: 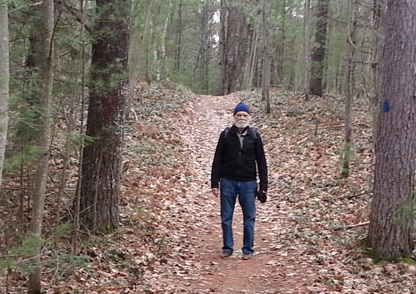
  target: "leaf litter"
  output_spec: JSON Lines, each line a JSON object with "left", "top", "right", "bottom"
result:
{"left": 2, "top": 83, "right": 416, "bottom": 293}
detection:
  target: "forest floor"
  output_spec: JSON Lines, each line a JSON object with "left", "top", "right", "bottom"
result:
{"left": 3, "top": 83, "right": 416, "bottom": 293}
{"left": 115, "top": 85, "right": 416, "bottom": 294}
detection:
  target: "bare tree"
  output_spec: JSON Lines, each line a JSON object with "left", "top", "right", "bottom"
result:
{"left": 367, "top": 0, "right": 416, "bottom": 261}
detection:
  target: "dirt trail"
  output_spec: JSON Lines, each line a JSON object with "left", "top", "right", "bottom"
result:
{"left": 170, "top": 94, "right": 318, "bottom": 294}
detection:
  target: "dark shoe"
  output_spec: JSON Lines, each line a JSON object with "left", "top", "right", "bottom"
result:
{"left": 242, "top": 253, "right": 253, "bottom": 260}
{"left": 220, "top": 251, "right": 232, "bottom": 258}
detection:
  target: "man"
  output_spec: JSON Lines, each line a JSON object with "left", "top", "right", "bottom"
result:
{"left": 211, "top": 101, "right": 268, "bottom": 260}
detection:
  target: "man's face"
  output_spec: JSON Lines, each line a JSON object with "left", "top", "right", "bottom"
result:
{"left": 234, "top": 111, "right": 250, "bottom": 129}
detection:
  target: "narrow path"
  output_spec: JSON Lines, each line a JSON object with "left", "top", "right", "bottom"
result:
{"left": 171, "top": 94, "right": 319, "bottom": 294}
{"left": 136, "top": 92, "right": 411, "bottom": 294}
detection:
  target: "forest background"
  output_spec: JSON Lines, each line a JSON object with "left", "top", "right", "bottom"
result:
{"left": 1, "top": 0, "right": 416, "bottom": 293}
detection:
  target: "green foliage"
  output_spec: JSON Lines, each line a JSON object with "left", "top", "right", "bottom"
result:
{"left": 0, "top": 230, "right": 88, "bottom": 279}
{"left": 42, "top": 254, "right": 89, "bottom": 279}
{"left": 360, "top": 244, "right": 382, "bottom": 264}
{"left": 393, "top": 197, "right": 415, "bottom": 229}
{"left": 363, "top": 235, "right": 416, "bottom": 264}
{"left": 52, "top": 223, "right": 74, "bottom": 238}
{"left": 0, "top": 235, "right": 43, "bottom": 275}
{"left": 399, "top": 257, "right": 416, "bottom": 265}
{"left": 4, "top": 145, "right": 43, "bottom": 173}
{"left": 66, "top": 133, "right": 97, "bottom": 149}
{"left": 336, "top": 143, "right": 355, "bottom": 177}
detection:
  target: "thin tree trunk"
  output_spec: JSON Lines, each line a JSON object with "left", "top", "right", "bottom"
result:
{"left": 0, "top": 0, "right": 9, "bottom": 191}
{"left": 71, "top": 0, "right": 87, "bottom": 254}
{"left": 247, "top": 32, "right": 259, "bottom": 89}
{"left": 309, "top": 0, "right": 329, "bottom": 96}
{"left": 262, "top": 0, "right": 271, "bottom": 113}
{"left": 27, "top": 0, "right": 54, "bottom": 291}
{"left": 371, "top": 0, "right": 385, "bottom": 140}
{"left": 279, "top": 0, "right": 286, "bottom": 82}
{"left": 341, "top": 0, "right": 358, "bottom": 178}
{"left": 126, "top": 0, "right": 154, "bottom": 119}
{"left": 194, "top": 1, "right": 210, "bottom": 94}
{"left": 175, "top": 0, "right": 183, "bottom": 72}
{"left": 303, "top": 0, "right": 311, "bottom": 95}
{"left": 218, "top": 0, "right": 227, "bottom": 95}
{"left": 367, "top": 0, "right": 416, "bottom": 261}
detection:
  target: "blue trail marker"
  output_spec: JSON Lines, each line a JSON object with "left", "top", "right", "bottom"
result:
{"left": 383, "top": 100, "right": 390, "bottom": 113}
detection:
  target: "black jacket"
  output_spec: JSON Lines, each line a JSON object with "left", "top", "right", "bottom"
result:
{"left": 211, "top": 125, "right": 268, "bottom": 192}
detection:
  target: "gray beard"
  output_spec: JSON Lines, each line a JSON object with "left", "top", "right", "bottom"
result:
{"left": 235, "top": 122, "right": 248, "bottom": 129}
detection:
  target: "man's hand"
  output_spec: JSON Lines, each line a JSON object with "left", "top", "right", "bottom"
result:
{"left": 212, "top": 188, "right": 220, "bottom": 197}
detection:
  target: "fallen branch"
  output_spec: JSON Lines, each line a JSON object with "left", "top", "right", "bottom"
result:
{"left": 344, "top": 191, "right": 372, "bottom": 200}
{"left": 334, "top": 221, "right": 369, "bottom": 231}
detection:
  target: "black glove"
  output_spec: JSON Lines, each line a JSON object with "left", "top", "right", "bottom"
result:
{"left": 256, "top": 191, "right": 267, "bottom": 203}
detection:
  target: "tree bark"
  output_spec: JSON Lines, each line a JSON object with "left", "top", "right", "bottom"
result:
{"left": 175, "top": 0, "right": 183, "bottom": 72}
{"left": 371, "top": 0, "right": 385, "bottom": 141}
{"left": 367, "top": 0, "right": 416, "bottom": 261}
{"left": 341, "top": 0, "right": 358, "bottom": 178}
{"left": 0, "top": 0, "right": 9, "bottom": 191}
{"left": 218, "top": 0, "right": 250, "bottom": 95}
{"left": 262, "top": 0, "right": 271, "bottom": 113}
{"left": 79, "top": 0, "right": 129, "bottom": 233}
{"left": 27, "top": 0, "right": 54, "bottom": 291}
{"left": 309, "top": 0, "right": 329, "bottom": 96}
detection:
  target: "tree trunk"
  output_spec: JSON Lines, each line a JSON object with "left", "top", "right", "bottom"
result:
{"left": 26, "top": 0, "right": 54, "bottom": 291}
{"left": 278, "top": 0, "right": 286, "bottom": 83}
{"left": 262, "top": 0, "right": 271, "bottom": 113}
{"left": 367, "top": 0, "right": 416, "bottom": 261}
{"left": 218, "top": 0, "right": 227, "bottom": 94}
{"left": 79, "top": 0, "right": 129, "bottom": 233}
{"left": 195, "top": 1, "right": 211, "bottom": 94}
{"left": 341, "top": 0, "right": 358, "bottom": 178}
{"left": 218, "top": 0, "right": 250, "bottom": 95}
{"left": 371, "top": 0, "right": 385, "bottom": 141}
{"left": 309, "top": 0, "right": 329, "bottom": 96}
{"left": 175, "top": 0, "right": 183, "bottom": 72}
{"left": 0, "top": 0, "right": 9, "bottom": 191}
{"left": 126, "top": 0, "right": 154, "bottom": 119}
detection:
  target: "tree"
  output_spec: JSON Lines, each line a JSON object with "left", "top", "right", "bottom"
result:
{"left": 175, "top": 0, "right": 183, "bottom": 72}
{"left": 0, "top": 0, "right": 9, "bottom": 191}
{"left": 26, "top": 0, "right": 54, "bottom": 291}
{"left": 341, "top": 0, "right": 358, "bottom": 178}
{"left": 309, "top": 0, "right": 329, "bottom": 96}
{"left": 194, "top": 0, "right": 214, "bottom": 94}
{"left": 262, "top": 0, "right": 271, "bottom": 113}
{"left": 218, "top": 0, "right": 251, "bottom": 95}
{"left": 79, "top": 0, "right": 129, "bottom": 233}
{"left": 367, "top": 0, "right": 416, "bottom": 261}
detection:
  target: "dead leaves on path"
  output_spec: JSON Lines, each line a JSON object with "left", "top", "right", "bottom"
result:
{"left": 4, "top": 84, "right": 415, "bottom": 293}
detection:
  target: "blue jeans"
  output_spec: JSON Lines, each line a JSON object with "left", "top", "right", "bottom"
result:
{"left": 220, "top": 179, "right": 257, "bottom": 254}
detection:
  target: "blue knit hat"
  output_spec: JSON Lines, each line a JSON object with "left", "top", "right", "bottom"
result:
{"left": 234, "top": 102, "right": 250, "bottom": 115}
